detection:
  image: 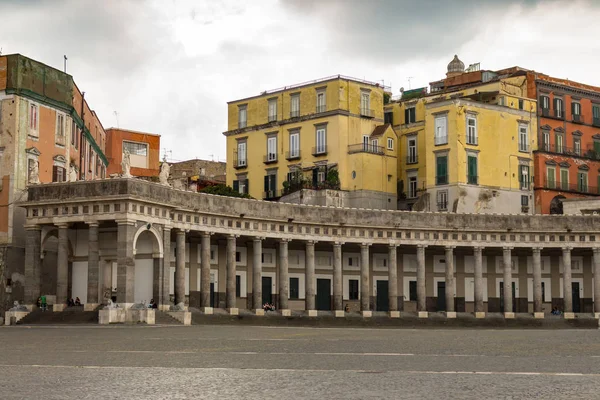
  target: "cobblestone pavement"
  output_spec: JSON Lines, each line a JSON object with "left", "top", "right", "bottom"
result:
{"left": 0, "top": 325, "right": 599, "bottom": 399}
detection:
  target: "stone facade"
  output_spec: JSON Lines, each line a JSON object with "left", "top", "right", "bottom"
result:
{"left": 16, "top": 178, "right": 600, "bottom": 319}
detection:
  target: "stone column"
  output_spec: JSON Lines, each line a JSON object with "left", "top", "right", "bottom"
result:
{"left": 252, "top": 237, "right": 262, "bottom": 314}
{"left": 562, "top": 247, "right": 573, "bottom": 317}
{"left": 305, "top": 240, "right": 316, "bottom": 315}
{"left": 55, "top": 224, "right": 70, "bottom": 312}
{"left": 116, "top": 220, "right": 136, "bottom": 307}
{"left": 278, "top": 239, "right": 289, "bottom": 314}
{"left": 502, "top": 247, "right": 513, "bottom": 317}
{"left": 473, "top": 246, "right": 484, "bottom": 317}
{"left": 388, "top": 244, "right": 399, "bottom": 317}
{"left": 593, "top": 248, "right": 600, "bottom": 318}
{"left": 160, "top": 227, "right": 171, "bottom": 310}
{"left": 360, "top": 243, "right": 371, "bottom": 316}
{"left": 532, "top": 247, "right": 543, "bottom": 318}
{"left": 174, "top": 230, "right": 186, "bottom": 307}
{"left": 102, "top": 260, "right": 112, "bottom": 304}
{"left": 333, "top": 242, "right": 343, "bottom": 313}
{"left": 417, "top": 244, "right": 427, "bottom": 316}
{"left": 23, "top": 225, "right": 41, "bottom": 308}
{"left": 226, "top": 234, "right": 237, "bottom": 312}
{"left": 445, "top": 246, "right": 456, "bottom": 316}
{"left": 200, "top": 232, "right": 212, "bottom": 312}
{"left": 85, "top": 222, "right": 100, "bottom": 310}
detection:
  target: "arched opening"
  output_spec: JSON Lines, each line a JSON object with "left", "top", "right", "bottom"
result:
{"left": 41, "top": 230, "right": 74, "bottom": 303}
{"left": 133, "top": 228, "right": 162, "bottom": 305}
{"left": 550, "top": 195, "right": 566, "bottom": 215}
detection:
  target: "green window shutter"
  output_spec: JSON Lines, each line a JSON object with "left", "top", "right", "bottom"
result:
{"left": 264, "top": 175, "right": 269, "bottom": 192}
{"left": 518, "top": 166, "right": 523, "bottom": 186}
{"left": 404, "top": 108, "right": 409, "bottom": 124}
{"left": 547, "top": 168, "right": 555, "bottom": 187}
{"left": 233, "top": 180, "right": 239, "bottom": 192}
{"left": 595, "top": 141, "right": 600, "bottom": 154}
{"left": 244, "top": 180, "right": 249, "bottom": 195}
{"left": 312, "top": 169, "right": 318, "bottom": 186}
{"left": 593, "top": 105, "right": 600, "bottom": 119}
{"left": 571, "top": 102, "right": 575, "bottom": 115}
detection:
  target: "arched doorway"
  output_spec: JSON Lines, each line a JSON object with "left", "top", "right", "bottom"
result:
{"left": 41, "top": 229, "right": 74, "bottom": 303}
{"left": 132, "top": 227, "right": 163, "bottom": 305}
{"left": 550, "top": 195, "right": 566, "bottom": 215}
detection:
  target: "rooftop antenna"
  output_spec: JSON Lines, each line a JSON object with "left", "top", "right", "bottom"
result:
{"left": 162, "top": 148, "right": 172, "bottom": 162}
{"left": 64, "top": 55, "right": 68, "bottom": 73}
{"left": 113, "top": 111, "right": 120, "bottom": 128}
{"left": 208, "top": 153, "right": 215, "bottom": 161}
{"left": 407, "top": 77, "right": 414, "bottom": 90}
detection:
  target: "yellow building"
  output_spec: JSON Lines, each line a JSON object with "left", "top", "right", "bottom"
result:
{"left": 385, "top": 56, "right": 537, "bottom": 213}
{"left": 224, "top": 75, "right": 398, "bottom": 209}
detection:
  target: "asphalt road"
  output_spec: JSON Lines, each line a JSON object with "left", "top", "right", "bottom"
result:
{"left": 0, "top": 325, "right": 599, "bottom": 399}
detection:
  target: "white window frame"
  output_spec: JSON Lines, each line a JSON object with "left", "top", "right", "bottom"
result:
{"left": 466, "top": 114, "right": 477, "bottom": 145}
{"left": 360, "top": 91, "right": 370, "bottom": 114}
{"left": 387, "top": 137, "right": 394, "bottom": 150}
{"left": 29, "top": 102, "right": 39, "bottom": 136}
{"left": 289, "top": 132, "right": 299, "bottom": 158}
{"left": 520, "top": 165, "right": 530, "bottom": 190}
{"left": 518, "top": 124, "right": 529, "bottom": 152}
{"left": 267, "top": 136, "right": 277, "bottom": 161}
{"left": 578, "top": 170, "right": 588, "bottom": 192}
{"left": 316, "top": 127, "right": 326, "bottom": 153}
{"left": 268, "top": 99, "right": 277, "bottom": 122}
{"left": 574, "top": 138, "right": 581, "bottom": 155}
{"left": 238, "top": 105, "right": 247, "bottom": 128}
{"left": 237, "top": 141, "right": 247, "bottom": 167}
{"left": 407, "top": 137, "right": 417, "bottom": 163}
{"left": 556, "top": 133, "right": 564, "bottom": 153}
{"left": 437, "top": 190, "right": 448, "bottom": 211}
{"left": 408, "top": 174, "right": 417, "bottom": 199}
{"left": 434, "top": 115, "right": 447, "bottom": 145}
{"left": 316, "top": 91, "right": 326, "bottom": 113}
{"left": 556, "top": 98, "right": 563, "bottom": 118}
{"left": 123, "top": 141, "right": 148, "bottom": 156}
{"left": 542, "top": 130, "right": 550, "bottom": 151}
{"left": 290, "top": 94, "right": 300, "bottom": 117}
{"left": 573, "top": 102, "right": 581, "bottom": 116}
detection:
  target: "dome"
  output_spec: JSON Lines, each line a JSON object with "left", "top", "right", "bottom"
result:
{"left": 447, "top": 55, "right": 465, "bottom": 74}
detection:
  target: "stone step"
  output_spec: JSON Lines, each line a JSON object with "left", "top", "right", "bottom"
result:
{"left": 155, "top": 311, "right": 182, "bottom": 325}
{"left": 17, "top": 309, "right": 99, "bottom": 325}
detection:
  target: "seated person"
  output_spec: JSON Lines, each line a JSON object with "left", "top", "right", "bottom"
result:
{"left": 75, "top": 297, "right": 81, "bottom": 306}
{"left": 67, "top": 298, "right": 75, "bottom": 307}
{"left": 149, "top": 299, "right": 158, "bottom": 309}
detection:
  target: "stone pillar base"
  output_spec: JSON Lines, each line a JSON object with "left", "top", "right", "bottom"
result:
{"left": 446, "top": 312, "right": 457, "bottom": 319}
{"left": 475, "top": 312, "right": 486, "bottom": 319}
{"left": 418, "top": 311, "right": 428, "bottom": 318}
{"left": 126, "top": 309, "right": 154, "bottom": 324}
{"left": 307, "top": 310, "right": 318, "bottom": 317}
{"left": 227, "top": 308, "right": 239, "bottom": 315}
{"left": 504, "top": 312, "right": 515, "bottom": 319}
{"left": 167, "top": 311, "right": 192, "bottom": 325}
{"left": 594, "top": 312, "right": 600, "bottom": 319}
{"left": 563, "top": 312, "right": 575, "bottom": 319}
{"left": 159, "top": 304, "right": 171, "bottom": 312}
{"left": 24, "top": 304, "right": 35, "bottom": 311}
{"left": 53, "top": 304, "right": 66, "bottom": 312}
{"left": 281, "top": 309, "right": 291, "bottom": 317}
{"left": 361, "top": 311, "right": 372, "bottom": 318}
{"left": 534, "top": 312, "right": 545, "bottom": 319}
{"left": 84, "top": 303, "right": 99, "bottom": 311}
{"left": 389, "top": 311, "right": 400, "bottom": 318}
{"left": 254, "top": 309, "right": 264, "bottom": 316}
{"left": 335, "top": 310, "right": 345, "bottom": 318}
{"left": 200, "top": 307, "right": 214, "bottom": 315}
{"left": 99, "top": 309, "right": 125, "bottom": 324}
{"left": 4, "top": 311, "right": 30, "bottom": 325}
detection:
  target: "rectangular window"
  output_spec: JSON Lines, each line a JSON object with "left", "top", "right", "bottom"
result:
{"left": 409, "top": 281, "right": 417, "bottom": 301}
{"left": 434, "top": 115, "right": 447, "bottom": 145}
{"left": 52, "top": 165, "right": 66, "bottom": 182}
{"left": 290, "top": 94, "right": 300, "bottom": 118}
{"left": 289, "top": 277, "right": 299, "bottom": 300}
{"left": 518, "top": 124, "right": 529, "bottom": 152}
{"left": 89, "top": 148, "right": 94, "bottom": 172}
{"left": 236, "top": 275, "right": 241, "bottom": 298}
{"left": 556, "top": 134, "right": 564, "bottom": 154}
{"left": 578, "top": 171, "right": 588, "bottom": 193}
{"left": 572, "top": 102, "right": 581, "bottom": 120}
{"left": 267, "top": 136, "right": 277, "bottom": 162}
{"left": 541, "top": 131, "right": 550, "bottom": 151}
{"left": 123, "top": 141, "right": 148, "bottom": 156}
{"left": 56, "top": 114, "right": 65, "bottom": 146}
{"left": 436, "top": 155, "right": 448, "bottom": 185}
{"left": 407, "top": 138, "right": 417, "bottom": 164}
{"left": 404, "top": 107, "right": 416, "bottom": 124}
{"left": 289, "top": 132, "right": 300, "bottom": 158}
{"left": 593, "top": 105, "right": 600, "bottom": 126}
{"left": 467, "top": 155, "right": 478, "bottom": 185}
{"left": 71, "top": 120, "right": 78, "bottom": 149}
{"left": 268, "top": 99, "right": 277, "bottom": 122}
{"left": 263, "top": 173, "right": 277, "bottom": 199}
{"left": 29, "top": 103, "right": 38, "bottom": 134}
{"left": 437, "top": 190, "right": 448, "bottom": 211}
{"left": 384, "top": 111, "right": 394, "bottom": 125}
{"left": 560, "top": 168, "right": 569, "bottom": 190}
{"left": 466, "top": 115, "right": 477, "bottom": 145}
{"left": 408, "top": 176, "right": 417, "bottom": 198}
{"left": 387, "top": 138, "right": 394, "bottom": 150}
{"left": 518, "top": 99, "right": 524, "bottom": 110}
{"left": 547, "top": 166, "right": 556, "bottom": 189}
{"left": 238, "top": 105, "right": 247, "bottom": 128}
{"left": 521, "top": 195, "right": 529, "bottom": 206}
{"left": 316, "top": 127, "right": 327, "bottom": 154}
{"left": 574, "top": 138, "right": 581, "bottom": 156}
{"left": 519, "top": 165, "right": 530, "bottom": 190}
{"left": 27, "top": 159, "right": 36, "bottom": 182}
{"left": 233, "top": 178, "right": 248, "bottom": 195}
{"left": 540, "top": 95, "right": 550, "bottom": 111}
{"left": 237, "top": 141, "right": 247, "bottom": 167}
{"left": 360, "top": 91, "right": 370, "bottom": 115}
{"left": 316, "top": 90, "right": 326, "bottom": 113}
{"left": 235, "top": 251, "right": 241, "bottom": 263}
{"left": 554, "top": 97, "right": 563, "bottom": 119}
{"left": 349, "top": 279, "right": 359, "bottom": 300}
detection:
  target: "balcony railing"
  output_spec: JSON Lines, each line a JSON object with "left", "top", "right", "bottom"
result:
{"left": 360, "top": 108, "right": 374, "bottom": 118}
{"left": 518, "top": 143, "right": 530, "bottom": 152}
{"left": 406, "top": 155, "right": 418, "bottom": 164}
{"left": 555, "top": 110, "right": 564, "bottom": 119}
{"left": 316, "top": 105, "right": 326, "bottom": 113}
{"left": 268, "top": 114, "right": 277, "bottom": 123}
{"left": 467, "top": 175, "right": 478, "bottom": 185}
{"left": 283, "top": 180, "right": 340, "bottom": 196}
{"left": 312, "top": 145, "right": 328, "bottom": 156}
{"left": 263, "top": 154, "right": 278, "bottom": 164}
{"left": 285, "top": 150, "right": 301, "bottom": 161}
{"left": 537, "top": 142, "right": 582, "bottom": 157}
{"left": 594, "top": 117, "right": 600, "bottom": 127}
{"left": 238, "top": 120, "right": 247, "bottom": 129}
{"left": 434, "top": 135, "right": 448, "bottom": 146}
{"left": 436, "top": 175, "right": 448, "bottom": 185}
{"left": 290, "top": 110, "right": 300, "bottom": 118}
{"left": 347, "top": 143, "right": 384, "bottom": 155}
{"left": 263, "top": 189, "right": 280, "bottom": 200}
{"left": 233, "top": 152, "right": 247, "bottom": 169}
{"left": 542, "top": 179, "right": 600, "bottom": 195}
{"left": 572, "top": 114, "right": 582, "bottom": 123}
{"left": 540, "top": 108, "right": 550, "bottom": 117}
{"left": 437, "top": 201, "right": 448, "bottom": 211}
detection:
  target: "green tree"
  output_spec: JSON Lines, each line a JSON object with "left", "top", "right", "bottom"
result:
{"left": 199, "top": 184, "right": 252, "bottom": 199}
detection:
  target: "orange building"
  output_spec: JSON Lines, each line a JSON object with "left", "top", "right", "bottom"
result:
{"left": 526, "top": 71, "right": 600, "bottom": 214}
{"left": 105, "top": 128, "right": 160, "bottom": 178}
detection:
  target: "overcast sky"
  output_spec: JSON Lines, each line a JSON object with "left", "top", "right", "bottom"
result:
{"left": 1, "top": 0, "right": 598, "bottom": 162}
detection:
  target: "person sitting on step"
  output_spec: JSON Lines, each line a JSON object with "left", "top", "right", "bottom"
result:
{"left": 75, "top": 297, "right": 82, "bottom": 306}
{"left": 67, "top": 298, "right": 75, "bottom": 307}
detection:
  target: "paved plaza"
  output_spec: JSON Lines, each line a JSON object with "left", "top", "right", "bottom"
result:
{"left": 0, "top": 324, "right": 599, "bottom": 399}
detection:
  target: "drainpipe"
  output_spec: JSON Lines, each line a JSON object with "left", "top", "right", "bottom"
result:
{"left": 80, "top": 91, "right": 85, "bottom": 180}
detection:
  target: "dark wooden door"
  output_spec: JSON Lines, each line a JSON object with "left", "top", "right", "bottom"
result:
{"left": 572, "top": 282, "right": 581, "bottom": 313}
{"left": 376, "top": 281, "right": 389, "bottom": 311}
{"left": 262, "top": 277, "right": 272, "bottom": 305}
{"left": 316, "top": 279, "right": 331, "bottom": 311}
{"left": 437, "top": 282, "right": 446, "bottom": 311}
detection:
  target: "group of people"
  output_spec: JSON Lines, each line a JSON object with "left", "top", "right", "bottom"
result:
{"left": 263, "top": 303, "right": 276, "bottom": 312}
{"left": 148, "top": 299, "right": 158, "bottom": 309}
{"left": 67, "top": 297, "right": 82, "bottom": 307}
{"left": 551, "top": 306, "right": 562, "bottom": 315}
